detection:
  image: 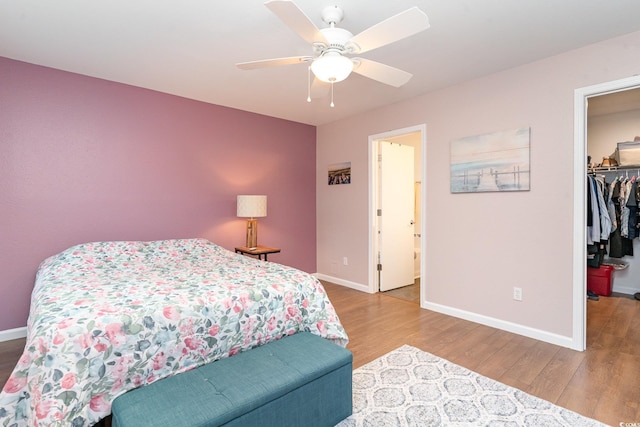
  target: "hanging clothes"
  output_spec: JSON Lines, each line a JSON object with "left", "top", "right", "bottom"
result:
{"left": 609, "top": 177, "right": 634, "bottom": 258}
{"left": 587, "top": 176, "right": 601, "bottom": 245}
{"left": 586, "top": 170, "right": 639, "bottom": 261}
{"left": 594, "top": 176, "right": 612, "bottom": 240}
{"left": 607, "top": 178, "right": 618, "bottom": 232}
{"left": 626, "top": 177, "right": 638, "bottom": 239}
{"left": 587, "top": 174, "right": 612, "bottom": 267}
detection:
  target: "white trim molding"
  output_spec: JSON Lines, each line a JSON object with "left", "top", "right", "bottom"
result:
{"left": 314, "top": 273, "right": 372, "bottom": 294}
{"left": 573, "top": 74, "right": 640, "bottom": 351}
{"left": 368, "top": 124, "right": 427, "bottom": 296}
{"left": 613, "top": 284, "right": 640, "bottom": 296}
{"left": 0, "top": 327, "right": 27, "bottom": 342}
{"left": 423, "top": 301, "right": 576, "bottom": 349}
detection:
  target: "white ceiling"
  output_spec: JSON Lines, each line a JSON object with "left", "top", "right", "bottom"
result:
{"left": 2, "top": 1, "right": 640, "bottom": 126}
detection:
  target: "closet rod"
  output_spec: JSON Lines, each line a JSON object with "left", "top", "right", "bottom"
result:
{"left": 588, "top": 166, "right": 640, "bottom": 177}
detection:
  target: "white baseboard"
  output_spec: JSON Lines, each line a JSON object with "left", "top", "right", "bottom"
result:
{"left": 0, "top": 327, "right": 27, "bottom": 342}
{"left": 422, "top": 301, "right": 580, "bottom": 351}
{"left": 314, "top": 273, "right": 372, "bottom": 294}
{"left": 313, "top": 274, "right": 581, "bottom": 350}
{"left": 612, "top": 284, "right": 640, "bottom": 296}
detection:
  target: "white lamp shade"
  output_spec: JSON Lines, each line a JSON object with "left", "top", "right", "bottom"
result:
{"left": 237, "top": 195, "right": 267, "bottom": 218}
{"left": 310, "top": 53, "right": 354, "bottom": 83}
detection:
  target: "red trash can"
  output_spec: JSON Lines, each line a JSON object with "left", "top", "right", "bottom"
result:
{"left": 587, "top": 265, "right": 614, "bottom": 296}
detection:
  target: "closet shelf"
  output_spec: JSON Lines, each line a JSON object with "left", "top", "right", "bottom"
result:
{"left": 588, "top": 165, "right": 640, "bottom": 175}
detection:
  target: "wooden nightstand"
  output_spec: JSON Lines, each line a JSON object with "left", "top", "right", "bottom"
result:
{"left": 235, "top": 245, "right": 281, "bottom": 261}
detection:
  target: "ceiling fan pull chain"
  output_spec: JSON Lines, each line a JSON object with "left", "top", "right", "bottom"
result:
{"left": 307, "top": 66, "right": 312, "bottom": 103}
{"left": 330, "top": 81, "right": 335, "bottom": 107}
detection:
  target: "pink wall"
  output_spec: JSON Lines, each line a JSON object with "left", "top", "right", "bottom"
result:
{"left": 0, "top": 57, "right": 316, "bottom": 331}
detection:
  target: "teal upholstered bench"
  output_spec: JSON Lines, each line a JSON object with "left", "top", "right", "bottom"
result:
{"left": 111, "top": 332, "right": 352, "bottom": 427}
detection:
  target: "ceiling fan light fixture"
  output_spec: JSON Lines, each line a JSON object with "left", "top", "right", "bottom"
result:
{"left": 310, "top": 53, "right": 353, "bottom": 83}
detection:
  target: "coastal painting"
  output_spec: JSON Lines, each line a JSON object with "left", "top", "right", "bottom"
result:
{"left": 450, "top": 127, "right": 530, "bottom": 193}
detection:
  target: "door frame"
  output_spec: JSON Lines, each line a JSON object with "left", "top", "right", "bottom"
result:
{"left": 368, "top": 124, "right": 427, "bottom": 305}
{"left": 573, "top": 75, "right": 640, "bottom": 351}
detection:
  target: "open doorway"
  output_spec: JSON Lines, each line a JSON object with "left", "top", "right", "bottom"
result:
{"left": 368, "top": 124, "right": 427, "bottom": 305}
{"left": 573, "top": 75, "right": 640, "bottom": 350}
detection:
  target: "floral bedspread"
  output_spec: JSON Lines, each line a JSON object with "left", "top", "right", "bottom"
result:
{"left": 0, "top": 239, "right": 348, "bottom": 427}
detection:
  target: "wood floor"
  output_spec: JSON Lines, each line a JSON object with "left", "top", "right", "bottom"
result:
{"left": 1, "top": 282, "right": 639, "bottom": 426}
{"left": 383, "top": 279, "right": 420, "bottom": 302}
{"left": 324, "top": 283, "right": 640, "bottom": 426}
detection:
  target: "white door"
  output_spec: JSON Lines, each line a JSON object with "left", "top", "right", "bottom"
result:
{"left": 379, "top": 141, "right": 415, "bottom": 291}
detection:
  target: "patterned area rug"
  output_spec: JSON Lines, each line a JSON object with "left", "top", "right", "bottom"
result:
{"left": 336, "top": 345, "right": 608, "bottom": 427}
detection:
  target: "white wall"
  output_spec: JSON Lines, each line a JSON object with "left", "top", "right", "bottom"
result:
{"left": 316, "top": 30, "right": 640, "bottom": 344}
{"left": 588, "top": 109, "right": 640, "bottom": 164}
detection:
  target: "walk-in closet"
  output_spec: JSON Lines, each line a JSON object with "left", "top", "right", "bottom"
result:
{"left": 587, "top": 88, "right": 640, "bottom": 300}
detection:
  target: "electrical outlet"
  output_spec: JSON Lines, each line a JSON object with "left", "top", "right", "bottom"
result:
{"left": 343, "top": 257, "right": 348, "bottom": 266}
{"left": 513, "top": 287, "right": 523, "bottom": 301}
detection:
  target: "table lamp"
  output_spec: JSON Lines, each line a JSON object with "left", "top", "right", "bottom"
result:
{"left": 237, "top": 195, "right": 267, "bottom": 249}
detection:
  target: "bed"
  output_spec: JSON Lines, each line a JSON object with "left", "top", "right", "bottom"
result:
{"left": 0, "top": 238, "right": 348, "bottom": 427}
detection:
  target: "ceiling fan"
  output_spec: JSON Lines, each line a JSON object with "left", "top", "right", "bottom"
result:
{"left": 236, "top": 0, "right": 430, "bottom": 107}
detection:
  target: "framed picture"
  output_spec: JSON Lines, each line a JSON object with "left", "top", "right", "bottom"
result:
{"left": 328, "top": 162, "right": 351, "bottom": 185}
{"left": 450, "top": 127, "right": 530, "bottom": 193}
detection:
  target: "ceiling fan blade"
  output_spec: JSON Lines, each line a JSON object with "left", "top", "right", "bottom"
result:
{"left": 237, "top": 56, "right": 312, "bottom": 70}
{"left": 349, "top": 7, "right": 430, "bottom": 54}
{"left": 352, "top": 58, "right": 413, "bottom": 87}
{"left": 265, "top": 0, "right": 328, "bottom": 45}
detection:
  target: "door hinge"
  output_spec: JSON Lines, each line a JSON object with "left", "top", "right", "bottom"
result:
{"left": 377, "top": 263, "right": 382, "bottom": 271}
{"left": 377, "top": 209, "right": 382, "bottom": 216}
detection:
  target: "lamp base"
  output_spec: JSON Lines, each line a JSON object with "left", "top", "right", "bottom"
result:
{"left": 246, "top": 219, "right": 258, "bottom": 249}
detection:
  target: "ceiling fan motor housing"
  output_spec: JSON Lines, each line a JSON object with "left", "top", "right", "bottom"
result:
{"left": 318, "top": 27, "right": 354, "bottom": 54}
